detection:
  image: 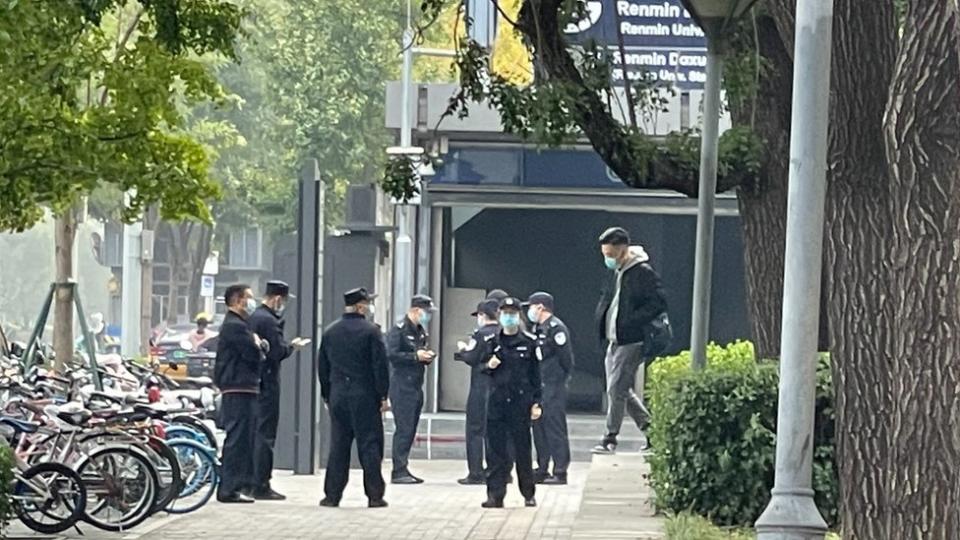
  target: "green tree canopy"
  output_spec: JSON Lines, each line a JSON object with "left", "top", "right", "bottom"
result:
{"left": 0, "top": 0, "right": 244, "bottom": 232}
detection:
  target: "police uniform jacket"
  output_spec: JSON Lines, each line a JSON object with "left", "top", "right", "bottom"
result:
{"left": 317, "top": 313, "right": 390, "bottom": 402}
{"left": 386, "top": 316, "right": 429, "bottom": 388}
{"left": 533, "top": 315, "right": 574, "bottom": 385}
{"left": 482, "top": 330, "right": 542, "bottom": 408}
{"left": 248, "top": 304, "right": 294, "bottom": 379}
{"left": 454, "top": 323, "right": 499, "bottom": 387}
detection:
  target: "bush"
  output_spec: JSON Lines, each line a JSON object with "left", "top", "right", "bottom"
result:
{"left": 0, "top": 445, "right": 12, "bottom": 538}
{"left": 647, "top": 341, "right": 838, "bottom": 528}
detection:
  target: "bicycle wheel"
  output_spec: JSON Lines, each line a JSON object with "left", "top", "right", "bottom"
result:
{"left": 164, "top": 439, "right": 218, "bottom": 515}
{"left": 170, "top": 415, "right": 218, "bottom": 452}
{"left": 76, "top": 445, "right": 158, "bottom": 532}
{"left": 13, "top": 462, "right": 88, "bottom": 534}
{"left": 146, "top": 436, "right": 183, "bottom": 514}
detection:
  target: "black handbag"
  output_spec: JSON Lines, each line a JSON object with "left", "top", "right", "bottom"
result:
{"left": 642, "top": 312, "right": 672, "bottom": 362}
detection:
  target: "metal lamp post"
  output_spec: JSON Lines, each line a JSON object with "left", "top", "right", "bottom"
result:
{"left": 680, "top": 0, "right": 760, "bottom": 370}
{"left": 754, "top": 0, "right": 833, "bottom": 537}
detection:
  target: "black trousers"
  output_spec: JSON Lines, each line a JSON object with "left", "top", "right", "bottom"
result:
{"left": 464, "top": 379, "right": 489, "bottom": 479}
{"left": 253, "top": 373, "right": 281, "bottom": 490}
{"left": 218, "top": 393, "right": 257, "bottom": 497}
{"left": 485, "top": 395, "right": 535, "bottom": 502}
{"left": 324, "top": 385, "right": 386, "bottom": 502}
{"left": 389, "top": 377, "right": 423, "bottom": 475}
{"left": 533, "top": 383, "right": 571, "bottom": 475}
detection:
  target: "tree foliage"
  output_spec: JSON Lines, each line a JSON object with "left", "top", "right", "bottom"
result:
{"left": 0, "top": 1, "right": 244, "bottom": 232}
{"left": 378, "top": 0, "right": 763, "bottom": 202}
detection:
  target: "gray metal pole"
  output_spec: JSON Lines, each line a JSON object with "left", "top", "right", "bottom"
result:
{"left": 754, "top": 0, "right": 833, "bottom": 537}
{"left": 689, "top": 38, "right": 723, "bottom": 370}
{"left": 392, "top": 26, "right": 415, "bottom": 323}
{"left": 120, "top": 192, "right": 142, "bottom": 357}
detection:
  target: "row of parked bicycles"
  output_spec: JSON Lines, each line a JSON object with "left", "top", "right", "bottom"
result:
{"left": 0, "top": 350, "right": 222, "bottom": 533}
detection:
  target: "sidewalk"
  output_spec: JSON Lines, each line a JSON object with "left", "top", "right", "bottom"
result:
{"left": 5, "top": 455, "right": 664, "bottom": 540}
{"left": 572, "top": 453, "right": 665, "bottom": 539}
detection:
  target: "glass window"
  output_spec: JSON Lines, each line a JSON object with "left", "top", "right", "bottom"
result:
{"left": 228, "top": 228, "right": 262, "bottom": 268}
{"left": 435, "top": 147, "right": 521, "bottom": 185}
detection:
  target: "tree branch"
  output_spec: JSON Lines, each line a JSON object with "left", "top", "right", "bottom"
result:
{"left": 100, "top": 7, "right": 145, "bottom": 107}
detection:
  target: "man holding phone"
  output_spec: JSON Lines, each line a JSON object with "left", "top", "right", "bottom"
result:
{"left": 386, "top": 294, "right": 437, "bottom": 484}
{"left": 248, "top": 280, "right": 308, "bottom": 500}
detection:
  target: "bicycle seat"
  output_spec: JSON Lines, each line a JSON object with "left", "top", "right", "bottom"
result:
{"left": 182, "top": 376, "right": 213, "bottom": 386}
{"left": 56, "top": 410, "right": 92, "bottom": 427}
{"left": 88, "top": 391, "right": 124, "bottom": 405}
{"left": 133, "top": 404, "right": 170, "bottom": 420}
{"left": 0, "top": 416, "right": 40, "bottom": 434}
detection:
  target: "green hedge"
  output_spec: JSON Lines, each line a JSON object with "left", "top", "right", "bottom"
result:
{"left": 0, "top": 445, "right": 12, "bottom": 538}
{"left": 647, "top": 341, "right": 838, "bottom": 528}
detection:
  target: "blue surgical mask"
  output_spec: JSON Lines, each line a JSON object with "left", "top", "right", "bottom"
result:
{"left": 245, "top": 298, "right": 257, "bottom": 315}
{"left": 604, "top": 256, "right": 618, "bottom": 270}
{"left": 420, "top": 311, "right": 432, "bottom": 326}
{"left": 499, "top": 313, "right": 520, "bottom": 328}
{"left": 527, "top": 307, "right": 539, "bottom": 323}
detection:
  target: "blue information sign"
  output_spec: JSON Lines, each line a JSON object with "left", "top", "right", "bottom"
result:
{"left": 565, "top": 0, "right": 708, "bottom": 90}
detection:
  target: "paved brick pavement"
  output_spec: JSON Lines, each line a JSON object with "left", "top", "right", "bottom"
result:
{"left": 6, "top": 455, "right": 664, "bottom": 540}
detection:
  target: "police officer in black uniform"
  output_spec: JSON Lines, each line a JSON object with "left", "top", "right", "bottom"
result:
{"left": 481, "top": 297, "right": 542, "bottom": 508}
{"left": 455, "top": 299, "right": 500, "bottom": 485}
{"left": 214, "top": 284, "right": 263, "bottom": 504}
{"left": 385, "top": 294, "right": 437, "bottom": 484}
{"left": 248, "top": 280, "right": 304, "bottom": 500}
{"left": 526, "top": 292, "right": 574, "bottom": 485}
{"left": 318, "top": 288, "right": 390, "bottom": 508}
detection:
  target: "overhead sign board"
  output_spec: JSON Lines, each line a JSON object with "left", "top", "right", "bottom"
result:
{"left": 565, "top": 0, "right": 708, "bottom": 90}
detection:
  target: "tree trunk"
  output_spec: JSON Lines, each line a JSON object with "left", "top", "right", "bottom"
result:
{"left": 187, "top": 225, "right": 213, "bottom": 317}
{"left": 728, "top": 13, "right": 793, "bottom": 360}
{"left": 823, "top": 1, "right": 960, "bottom": 537}
{"left": 166, "top": 222, "right": 184, "bottom": 324}
{"left": 52, "top": 209, "right": 77, "bottom": 370}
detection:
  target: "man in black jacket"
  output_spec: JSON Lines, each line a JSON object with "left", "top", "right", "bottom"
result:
{"left": 386, "top": 294, "right": 437, "bottom": 484}
{"left": 214, "top": 283, "right": 263, "bottom": 504}
{"left": 318, "top": 288, "right": 390, "bottom": 508}
{"left": 527, "top": 292, "right": 574, "bottom": 484}
{"left": 481, "top": 297, "right": 542, "bottom": 509}
{"left": 248, "top": 280, "right": 303, "bottom": 500}
{"left": 454, "top": 298, "right": 500, "bottom": 485}
{"left": 593, "top": 227, "right": 668, "bottom": 455}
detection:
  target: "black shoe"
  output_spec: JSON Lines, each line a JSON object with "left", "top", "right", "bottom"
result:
{"left": 319, "top": 497, "right": 340, "bottom": 508}
{"left": 392, "top": 473, "right": 424, "bottom": 485}
{"left": 368, "top": 498, "right": 389, "bottom": 508}
{"left": 481, "top": 499, "right": 504, "bottom": 508}
{"left": 252, "top": 488, "right": 287, "bottom": 501}
{"left": 525, "top": 497, "right": 537, "bottom": 507}
{"left": 217, "top": 492, "right": 255, "bottom": 504}
{"left": 458, "top": 476, "right": 485, "bottom": 485}
{"left": 543, "top": 474, "right": 567, "bottom": 485}
{"left": 533, "top": 470, "right": 550, "bottom": 484}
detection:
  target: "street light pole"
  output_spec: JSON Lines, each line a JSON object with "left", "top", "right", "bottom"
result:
{"left": 689, "top": 36, "right": 723, "bottom": 370}
{"left": 120, "top": 192, "right": 142, "bottom": 357}
{"left": 393, "top": 24, "right": 415, "bottom": 324}
{"left": 754, "top": 0, "right": 833, "bottom": 537}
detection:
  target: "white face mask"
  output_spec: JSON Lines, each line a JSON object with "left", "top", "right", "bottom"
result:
{"left": 367, "top": 303, "right": 376, "bottom": 319}
{"left": 476, "top": 315, "right": 486, "bottom": 327}
{"left": 245, "top": 298, "right": 257, "bottom": 315}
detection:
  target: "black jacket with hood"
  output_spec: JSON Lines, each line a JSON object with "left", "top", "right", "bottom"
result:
{"left": 595, "top": 246, "right": 668, "bottom": 346}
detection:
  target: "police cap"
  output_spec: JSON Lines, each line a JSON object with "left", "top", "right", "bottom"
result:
{"left": 526, "top": 291, "right": 555, "bottom": 312}
{"left": 499, "top": 297, "right": 523, "bottom": 311}
{"left": 343, "top": 287, "right": 376, "bottom": 306}
{"left": 265, "top": 280, "right": 295, "bottom": 298}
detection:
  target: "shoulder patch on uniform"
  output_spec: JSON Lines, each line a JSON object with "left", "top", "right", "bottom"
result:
{"left": 466, "top": 338, "right": 477, "bottom": 351}
{"left": 396, "top": 322, "right": 404, "bottom": 328}
{"left": 549, "top": 320, "right": 559, "bottom": 327}
{"left": 483, "top": 333, "right": 496, "bottom": 342}
{"left": 554, "top": 332, "right": 567, "bottom": 346}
